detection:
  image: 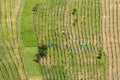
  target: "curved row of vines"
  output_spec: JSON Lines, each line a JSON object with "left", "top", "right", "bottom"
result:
{"left": 33, "top": 0, "right": 108, "bottom": 80}
{"left": 0, "top": 0, "right": 27, "bottom": 80}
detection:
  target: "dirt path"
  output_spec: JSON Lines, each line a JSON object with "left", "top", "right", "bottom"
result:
{"left": 28, "top": 76, "right": 42, "bottom": 80}
{"left": 1, "top": 0, "right": 27, "bottom": 79}
{"left": 101, "top": 0, "right": 120, "bottom": 80}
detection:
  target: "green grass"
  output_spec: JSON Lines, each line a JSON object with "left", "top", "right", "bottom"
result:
{"left": 22, "top": 47, "right": 42, "bottom": 76}
{"left": 20, "top": 0, "right": 44, "bottom": 77}
{"left": 21, "top": 0, "right": 40, "bottom": 47}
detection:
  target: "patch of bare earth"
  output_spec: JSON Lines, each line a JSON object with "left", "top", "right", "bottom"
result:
{"left": 101, "top": 0, "right": 120, "bottom": 80}
{"left": 28, "top": 76, "right": 43, "bottom": 80}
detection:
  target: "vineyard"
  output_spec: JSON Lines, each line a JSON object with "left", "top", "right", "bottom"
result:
{"left": 0, "top": 0, "right": 120, "bottom": 80}
{"left": 0, "top": 0, "right": 27, "bottom": 80}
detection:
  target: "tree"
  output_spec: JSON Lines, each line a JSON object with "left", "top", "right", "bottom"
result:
{"left": 32, "top": 4, "right": 40, "bottom": 11}
{"left": 97, "top": 50, "right": 103, "bottom": 59}
{"left": 34, "top": 45, "right": 47, "bottom": 63}
{"left": 71, "top": 8, "right": 77, "bottom": 15}
{"left": 38, "top": 45, "right": 47, "bottom": 57}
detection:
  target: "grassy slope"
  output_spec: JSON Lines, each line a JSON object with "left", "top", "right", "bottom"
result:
{"left": 21, "top": 0, "right": 38, "bottom": 47}
{"left": 0, "top": 1, "right": 3, "bottom": 79}
{"left": 20, "top": 0, "right": 42, "bottom": 77}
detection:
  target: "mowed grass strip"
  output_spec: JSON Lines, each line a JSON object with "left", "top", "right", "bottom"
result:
{"left": 20, "top": 0, "right": 43, "bottom": 78}
{"left": 21, "top": 0, "right": 39, "bottom": 47}
{"left": 22, "top": 47, "right": 42, "bottom": 76}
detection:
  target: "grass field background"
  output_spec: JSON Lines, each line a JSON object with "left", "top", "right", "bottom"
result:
{"left": 0, "top": 0, "right": 120, "bottom": 80}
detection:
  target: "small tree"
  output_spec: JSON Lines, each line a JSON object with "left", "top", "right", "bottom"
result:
{"left": 34, "top": 45, "right": 47, "bottom": 63}
{"left": 71, "top": 8, "right": 77, "bottom": 15}
{"left": 32, "top": 4, "right": 40, "bottom": 11}
{"left": 38, "top": 45, "right": 47, "bottom": 57}
{"left": 73, "top": 18, "right": 78, "bottom": 26}
{"left": 97, "top": 50, "right": 103, "bottom": 59}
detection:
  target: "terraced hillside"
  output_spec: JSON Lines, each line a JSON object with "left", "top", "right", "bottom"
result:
{"left": 101, "top": 0, "right": 120, "bottom": 80}
{"left": 0, "top": 0, "right": 27, "bottom": 80}
{"left": 33, "top": 0, "right": 107, "bottom": 80}
{"left": 0, "top": 0, "right": 120, "bottom": 80}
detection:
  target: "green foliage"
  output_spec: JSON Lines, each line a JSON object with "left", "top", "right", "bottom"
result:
{"left": 34, "top": 45, "right": 47, "bottom": 63}
{"left": 73, "top": 18, "right": 78, "bottom": 26}
{"left": 97, "top": 50, "right": 104, "bottom": 59}
{"left": 71, "top": 8, "right": 77, "bottom": 15}
{"left": 32, "top": 4, "right": 40, "bottom": 11}
{"left": 21, "top": 0, "right": 38, "bottom": 47}
{"left": 22, "top": 47, "right": 42, "bottom": 76}
{"left": 38, "top": 45, "right": 47, "bottom": 57}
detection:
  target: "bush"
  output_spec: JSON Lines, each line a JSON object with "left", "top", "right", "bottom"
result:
{"left": 73, "top": 18, "right": 78, "bottom": 26}
{"left": 71, "top": 8, "right": 77, "bottom": 15}
{"left": 34, "top": 45, "right": 47, "bottom": 63}
{"left": 38, "top": 45, "right": 47, "bottom": 57}
{"left": 32, "top": 4, "right": 40, "bottom": 11}
{"left": 97, "top": 50, "right": 104, "bottom": 59}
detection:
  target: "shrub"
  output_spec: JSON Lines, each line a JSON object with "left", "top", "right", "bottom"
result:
{"left": 97, "top": 50, "right": 104, "bottom": 59}
{"left": 71, "top": 8, "right": 77, "bottom": 15}
{"left": 34, "top": 45, "right": 47, "bottom": 63}
{"left": 38, "top": 45, "right": 47, "bottom": 57}
{"left": 73, "top": 18, "right": 78, "bottom": 26}
{"left": 32, "top": 4, "right": 40, "bottom": 11}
